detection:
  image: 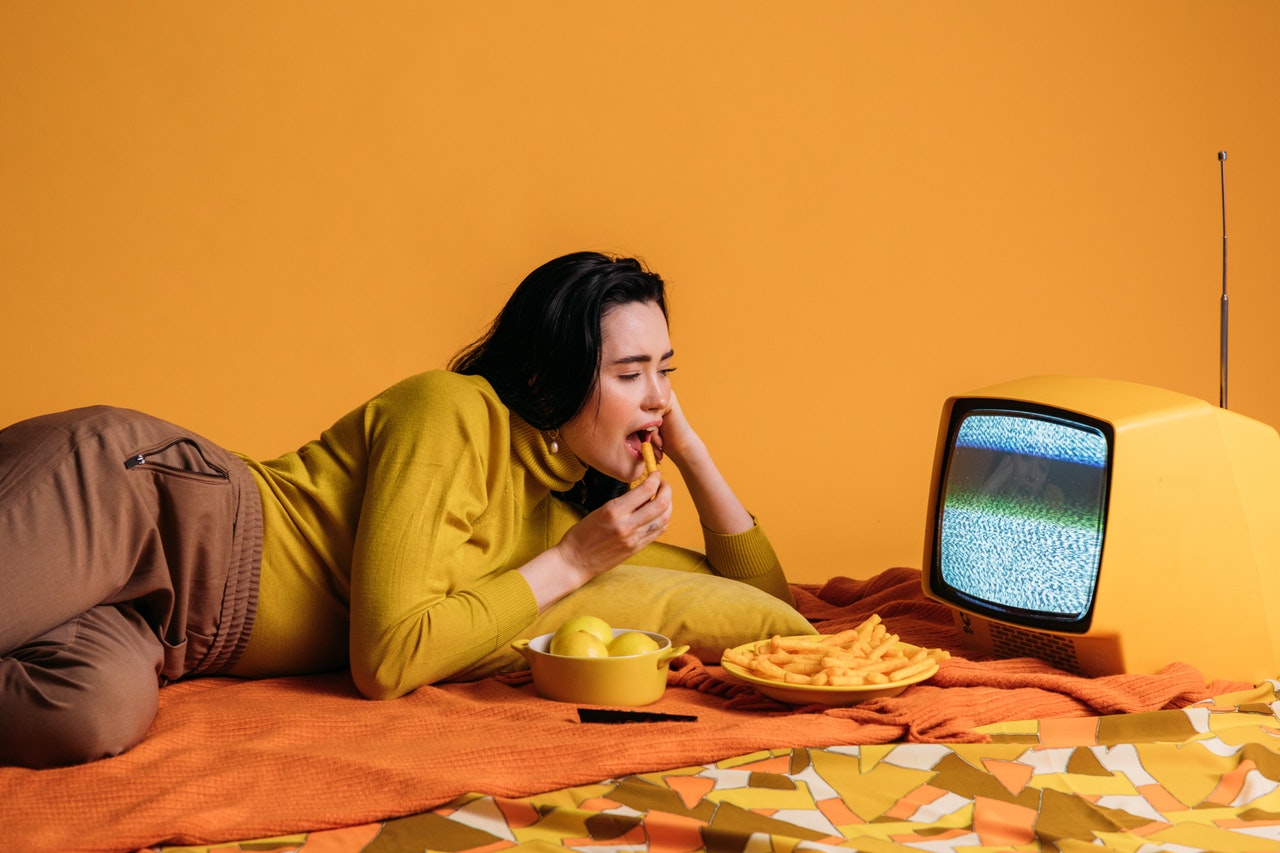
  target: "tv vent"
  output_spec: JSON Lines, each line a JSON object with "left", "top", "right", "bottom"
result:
{"left": 988, "top": 622, "right": 1082, "bottom": 675}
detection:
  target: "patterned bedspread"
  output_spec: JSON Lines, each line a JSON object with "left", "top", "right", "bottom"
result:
{"left": 153, "top": 680, "right": 1280, "bottom": 853}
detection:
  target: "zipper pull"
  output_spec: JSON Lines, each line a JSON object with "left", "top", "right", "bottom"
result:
{"left": 125, "top": 454, "right": 146, "bottom": 469}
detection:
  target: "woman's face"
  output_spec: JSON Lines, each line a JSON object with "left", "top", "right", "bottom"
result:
{"left": 559, "top": 300, "right": 673, "bottom": 482}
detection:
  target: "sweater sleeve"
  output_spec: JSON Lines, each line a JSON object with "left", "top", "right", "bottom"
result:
{"left": 347, "top": 374, "right": 539, "bottom": 700}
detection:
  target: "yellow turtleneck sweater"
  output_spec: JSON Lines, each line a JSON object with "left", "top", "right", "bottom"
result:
{"left": 229, "top": 370, "right": 787, "bottom": 699}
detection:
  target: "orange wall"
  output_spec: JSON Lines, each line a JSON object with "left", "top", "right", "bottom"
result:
{"left": 3, "top": 2, "right": 1278, "bottom": 583}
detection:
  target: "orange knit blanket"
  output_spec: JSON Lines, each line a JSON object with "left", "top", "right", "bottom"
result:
{"left": 1, "top": 568, "right": 1246, "bottom": 852}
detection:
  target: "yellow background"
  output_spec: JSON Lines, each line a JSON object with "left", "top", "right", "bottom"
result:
{"left": 2, "top": 2, "right": 1277, "bottom": 583}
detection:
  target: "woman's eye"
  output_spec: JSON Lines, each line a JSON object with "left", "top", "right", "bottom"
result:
{"left": 616, "top": 367, "right": 675, "bottom": 382}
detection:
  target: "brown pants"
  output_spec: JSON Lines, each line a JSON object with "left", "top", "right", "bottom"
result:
{"left": 0, "top": 406, "right": 262, "bottom": 768}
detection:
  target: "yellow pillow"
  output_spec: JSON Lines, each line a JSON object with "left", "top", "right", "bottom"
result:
{"left": 451, "top": 564, "right": 816, "bottom": 680}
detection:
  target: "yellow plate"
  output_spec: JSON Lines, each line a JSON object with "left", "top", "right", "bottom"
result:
{"left": 720, "top": 635, "right": 940, "bottom": 706}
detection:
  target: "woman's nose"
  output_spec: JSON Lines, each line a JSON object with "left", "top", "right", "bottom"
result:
{"left": 645, "top": 377, "right": 669, "bottom": 410}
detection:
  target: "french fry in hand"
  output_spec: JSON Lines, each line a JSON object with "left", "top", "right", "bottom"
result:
{"left": 723, "top": 613, "right": 950, "bottom": 688}
{"left": 629, "top": 440, "right": 660, "bottom": 489}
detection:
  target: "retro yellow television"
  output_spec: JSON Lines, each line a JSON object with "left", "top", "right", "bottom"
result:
{"left": 921, "top": 375, "right": 1280, "bottom": 683}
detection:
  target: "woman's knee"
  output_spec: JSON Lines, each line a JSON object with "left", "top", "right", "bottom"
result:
{"left": 0, "top": 606, "right": 162, "bottom": 768}
{"left": 0, "top": 674, "right": 160, "bottom": 768}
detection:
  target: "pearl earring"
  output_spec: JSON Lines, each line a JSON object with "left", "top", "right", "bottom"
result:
{"left": 547, "top": 429, "right": 560, "bottom": 454}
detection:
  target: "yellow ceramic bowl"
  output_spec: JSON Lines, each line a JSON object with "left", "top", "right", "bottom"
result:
{"left": 512, "top": 629, "right": 690, "bottom": 707}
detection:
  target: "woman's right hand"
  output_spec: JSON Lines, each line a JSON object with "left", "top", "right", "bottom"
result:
{"left": 519, "top": 458, "right": 680, "bottom": 604}
{"left": 516, "top": 471, "right": 671, "bottom": 611}
{"left": 556, "top": 471, "right": 672, "bottom": 578}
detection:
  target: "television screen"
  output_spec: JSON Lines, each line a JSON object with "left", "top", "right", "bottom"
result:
{"left": 934, "top": 403, "right": 1111, "bottom": 628}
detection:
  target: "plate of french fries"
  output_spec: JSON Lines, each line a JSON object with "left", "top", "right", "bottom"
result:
{"left": 720, "top": 614, "right": 950, "bottom": 705}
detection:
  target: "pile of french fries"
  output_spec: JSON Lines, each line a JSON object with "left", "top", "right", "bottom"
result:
{"left": 723, "top": 614, "right": 950, "bottom": 687}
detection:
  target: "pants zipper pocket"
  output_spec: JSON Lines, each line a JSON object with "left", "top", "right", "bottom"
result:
{"left": 124, "top": 438, "right": 230, "bottom": 480}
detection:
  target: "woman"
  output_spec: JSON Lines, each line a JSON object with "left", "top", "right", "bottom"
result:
{"left": 0, "top": 252, "right": 798, "bottom": 768}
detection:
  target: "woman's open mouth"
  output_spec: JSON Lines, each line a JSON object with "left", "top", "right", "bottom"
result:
{"left": 625, "top": 428, "right": 661, "bottom": 461}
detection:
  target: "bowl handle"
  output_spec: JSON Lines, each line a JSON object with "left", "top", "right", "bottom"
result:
{"left": 511, "top": 638, "right": 534, "bottom": 663}
{"left": 657, "top": 644, "right": 690, "bottom": 667}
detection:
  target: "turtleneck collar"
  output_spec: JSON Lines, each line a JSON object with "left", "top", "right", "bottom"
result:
{"left": 509, "top": 415, "right": 586, "bottom": 491}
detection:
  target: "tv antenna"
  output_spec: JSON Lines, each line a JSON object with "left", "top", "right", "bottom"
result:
{"left": 1218, "top": 150, "right": 1229, "bottom": 409}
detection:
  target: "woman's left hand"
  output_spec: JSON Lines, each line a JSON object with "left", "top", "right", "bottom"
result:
{"left": 652, "top": 389, "right": 754, "bottom": 537}
{"left": 653, "top": 391, "right": 705, "bottom": 470}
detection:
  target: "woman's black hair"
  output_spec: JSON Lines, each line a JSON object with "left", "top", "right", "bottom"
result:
{"left": 450, "top": 251, "right": 669, "bottom": 509}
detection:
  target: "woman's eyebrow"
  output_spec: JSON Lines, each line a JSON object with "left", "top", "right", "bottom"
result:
{"left": 611, "top": 349, "right": 675, "bottom": 366}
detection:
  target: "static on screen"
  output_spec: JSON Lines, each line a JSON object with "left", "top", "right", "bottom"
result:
{"left": 938, "top": 412, "right": 1108, "bottom": 618}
